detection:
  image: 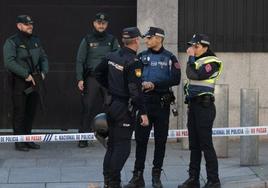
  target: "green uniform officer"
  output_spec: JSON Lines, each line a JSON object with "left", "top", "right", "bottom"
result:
{"left": 3, "top": 15, "right": 49, "bottom": 151}
{"left": 76, "top": 12, "right": 120, "bottom": 148}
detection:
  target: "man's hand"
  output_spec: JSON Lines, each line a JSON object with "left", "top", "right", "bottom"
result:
{"left": 142, "top": 81, "right": 155, "bottom": 92}
{"left": 187, "top": 46, "right": 195, "bottom": 56}
{"left": 25, "top": 75, "right": 36, "bottom": 86}
{"left": 140, "top": 114, "right": 149, "bottom": 126}
{"left": 78, "top": 80, "right": 84, "bottom": 91}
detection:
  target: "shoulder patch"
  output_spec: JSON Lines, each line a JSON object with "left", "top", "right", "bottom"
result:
{"left": 174, "top": 62, "right": 181, "bottom": 69}
{"left": 205, "top": 64, "right": 212, "bottom": 72}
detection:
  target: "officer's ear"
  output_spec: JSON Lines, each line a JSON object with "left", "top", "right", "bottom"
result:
{"left": 16, "top": 23, "right": 23, "bottom": 31}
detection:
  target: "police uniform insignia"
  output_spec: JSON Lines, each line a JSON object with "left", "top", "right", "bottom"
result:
{"left": 205, "top": 64, "right": 212, "bottom": 72}
{"left": 26, "top": 16, "right": 31, "bottom": 21}
{"left": 100, "top": 14, "right": 105, "bottom": 19}
{"left": 135, "top": 68, "right": 142, "bottom": 77}
{"left": 174, "top": 62, "right": 181, "bottom": 69}
{"left": 147, "top": 56, "right": 150, "bottom": 61}
{"left": 89, "top": 42, "right": 98, "bottom": 47}
{"left": 19, "top": 44, "right": 26, "bottom": 48}
{"left": 35, "top": 43, "right": 38, "bottom": 47}
{"left": 108, "top": 42, "right": 111, "bottom": 46}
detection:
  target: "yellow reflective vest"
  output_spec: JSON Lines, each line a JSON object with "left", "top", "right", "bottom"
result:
{"left": 185, "top": 56, "right": 223, "bottom": 97}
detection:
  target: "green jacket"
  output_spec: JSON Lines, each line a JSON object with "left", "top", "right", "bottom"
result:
{"left": 3, "top": 33, "right": 49, "bottom": 78}
{"left": 76, "top": 32, "right": 120, "bottom": 81}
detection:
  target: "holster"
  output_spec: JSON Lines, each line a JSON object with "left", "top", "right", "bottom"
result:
{"left": 24, "top": 73, "right": 43, "bottom": 95}
{"left": 160, "top": 90, "right": 176, "bottom": 106}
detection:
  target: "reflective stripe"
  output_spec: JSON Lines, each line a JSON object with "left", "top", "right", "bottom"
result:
{"left": 186, "top": 56, "right": 223, "bottom": 98}
{"left": 189, "top": 80, "right": 215, "bottom": 88}
{"left": 194, "top": 56, "right": 222, "bottom": 70}
{"left": 197, "top": 92, "right": 214, "bottom": 96}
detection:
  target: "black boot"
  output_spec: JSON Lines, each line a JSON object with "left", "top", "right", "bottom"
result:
{"left": 78, "top": 141, "right": 88, "bottom": 148}
{"left": 15, "top": 142, "right": 29, "bottom": 152}
{"left": 202, "top": 180, "right": 221, "bottom": 188}
{"left": 109, "top": 181, "right": 122, "bottom": 188}
{"left": 124, "top": 170, "right": 145, "bottom": 188}
{"left": 177, "top": 177, "right": 200, "bottom": 188}
{"left": 103, "top": 171, "right": 110, "bottom": 188}
{"left": 152, "top": 168, "right": 163, "bottom": 188}
{"left": 109, "top": 171, "right": 122, "bottom": 188}
{"left": 26, "top": 142, "right": 40, "bottom": 149}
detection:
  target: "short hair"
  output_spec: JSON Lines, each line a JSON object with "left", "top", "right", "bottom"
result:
{"left": 200, "top": 43, "right": 209, "bottom": 48}
{"left": 154, "top": 35, "right": 164, "bottom": 43}
{"left": 122, "top": 38, "right": 136, "bottom": 46}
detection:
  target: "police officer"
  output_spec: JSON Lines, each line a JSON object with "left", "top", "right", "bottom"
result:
{"left": 3, "top": 15, "right": 49, "bottom": 151}
{"left": 76, "top": 12, "right": 120, "bottom": 148}
{"left": 95, "top": 27, "right": 149, "bottom": 188}
{"left": 178, "top": 34, "right": 223, "bottom": 188}
{"left": 125, "top": 27, "right": 181, "bottom": 188}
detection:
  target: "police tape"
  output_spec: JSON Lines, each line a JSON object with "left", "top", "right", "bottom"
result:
{"left": 0, "top": 126, "right": 267, "bottom": 143}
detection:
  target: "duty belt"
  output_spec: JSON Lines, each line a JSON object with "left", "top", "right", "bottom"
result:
{"left": 189, "top": 94, "right": 215, "bottom": 104}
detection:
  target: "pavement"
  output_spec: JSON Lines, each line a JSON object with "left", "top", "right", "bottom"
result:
{"left": 0, "top": 139, "right": 267, "bottom": 188}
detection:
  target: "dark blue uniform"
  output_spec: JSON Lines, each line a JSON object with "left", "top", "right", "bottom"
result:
{"left": 178, "top": 34, "right": 222, "bottom": 188}
{"left": 134, "top": 46, "right": 181, "bottom": 172}
{"left": 95, "top": 47, "right": 146, "bottom": 187}
{"left": 182, "top": 50, "right": 222, "bottom": 188}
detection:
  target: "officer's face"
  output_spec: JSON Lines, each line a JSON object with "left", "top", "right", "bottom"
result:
{"left": 17, "top": 23, "right": 33, "bottom": 34}
{"left": 93, "top": 20, "right": 108, "bottom": 32}
{"left": 193, "top": 44, "right": 208, "bottom": 57}
{"left": 144, "top": 36, "right": 162, "bottom": 49}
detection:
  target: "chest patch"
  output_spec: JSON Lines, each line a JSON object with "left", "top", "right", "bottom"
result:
{"left": 89, "top": 42, "right": 99, "bottom": 48}
{"left": 19, "top": 44, "right": 26, "bottom": 48}
{"left": 135, "top": 69, "right": 142, "bottom": 77}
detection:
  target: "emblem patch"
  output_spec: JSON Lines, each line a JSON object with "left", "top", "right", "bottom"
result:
{"left": 205, "top": 64, "right": 212, "bottom": 72}
{"left": 89, "top": 43, "right": 98, "bottom": 47}
{"left": 135, "top": 68, "right": 142, "bottom": 77}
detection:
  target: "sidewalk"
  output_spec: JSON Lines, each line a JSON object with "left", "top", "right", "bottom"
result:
{"left": 0, "top": 140, "right": 267, "bottom": 188}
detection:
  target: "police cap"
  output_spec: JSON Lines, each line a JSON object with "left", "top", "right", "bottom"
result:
{"left": 187, "top": 34, "right": 210, "bottom": 46}
{"left": 94, "top": 12, "right": 108, "bottom": 22}
{"left": 122, "top": 27, "right": 142, "bottom": 39}
{"left": 16, "top": 15, "right": 34, "bottom": 24}
{"left": 144, "top": 27, "right": 165, "bottom": 38}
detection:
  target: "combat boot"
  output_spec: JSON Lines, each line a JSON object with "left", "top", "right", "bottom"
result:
{"left": 108, "top": 181, "right": 122, "bottom": 188}
{"left": 152, "top": 168, "right": 163, "bottom": 188}
{"left": 177, "top": 177, "right": 200, "bottom": 188}
{"left": 103, "top": 174, "right": 110, "bottom": 188}
{"left": 202, "top": 180, "right": 221, "bottom": 188}
{"left": 124, "top": 170, "right": 145, "bottom": 188}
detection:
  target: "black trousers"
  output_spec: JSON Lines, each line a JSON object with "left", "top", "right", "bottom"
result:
{"left": 187, "top": 99, "right": 219, "bottom": 182}
{"left": 103, "top": 100, "right": 134, "bottom": 185}
{"left": 79, "top": 76, "right": 106, "bottom": 133}
{"left": 134, "top": 102, "right": 170, "bottom": 171}
{"left": 11, "top": 76, "right": 39, "bottom": 135}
